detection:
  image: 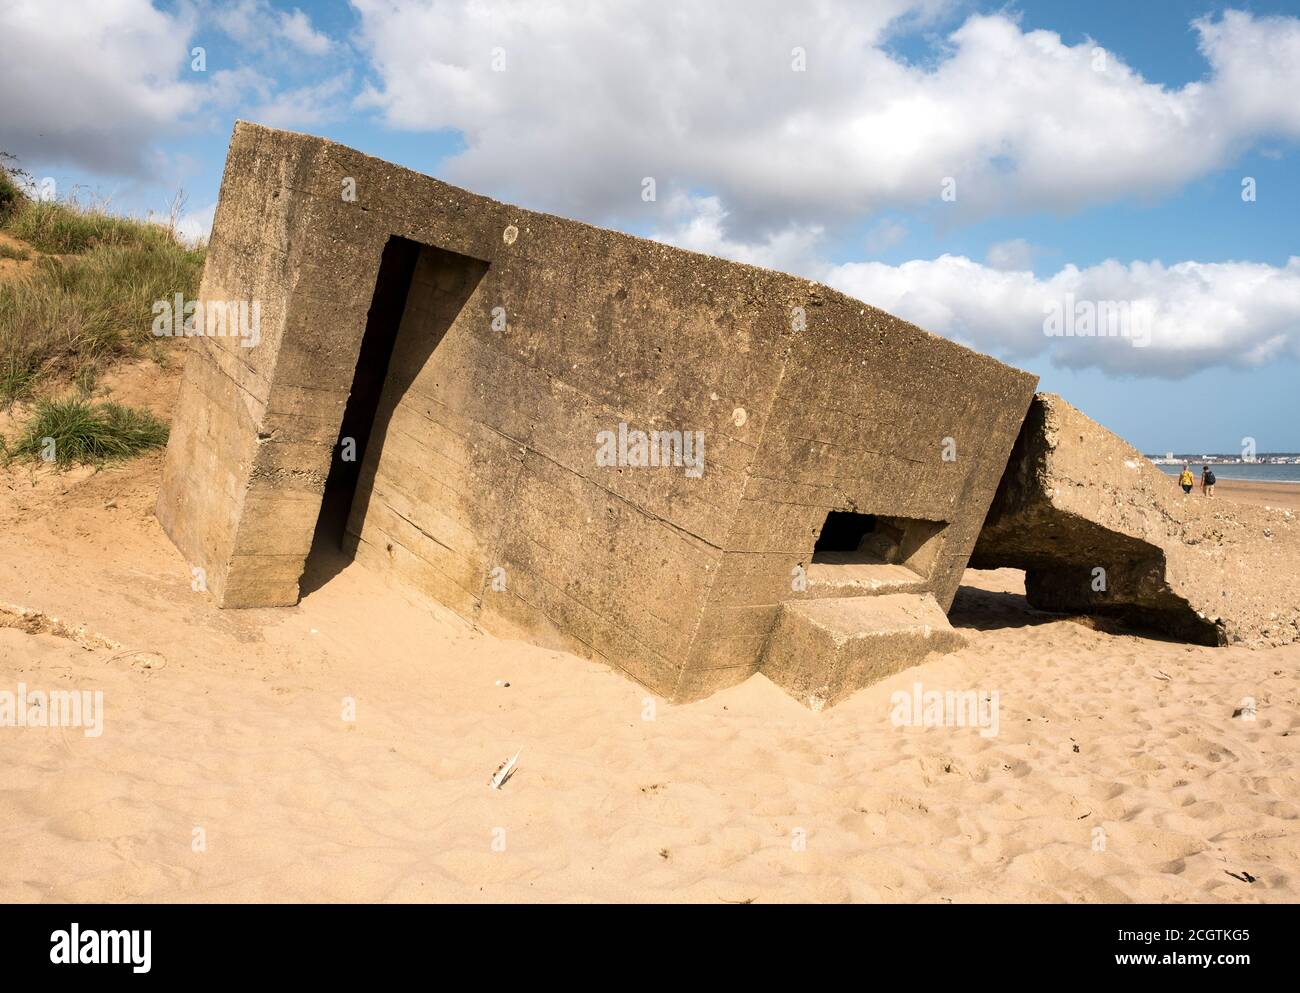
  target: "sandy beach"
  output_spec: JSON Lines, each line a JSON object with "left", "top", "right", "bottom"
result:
{"left": 1212, "top": 479, "right": 1300, "bottom": 511}
{"left": 2, "top": 380, "right": 1297, "bottom": 902}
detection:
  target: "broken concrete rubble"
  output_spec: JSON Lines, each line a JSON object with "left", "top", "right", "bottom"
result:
{"left": 972, "top": 393, "right": 1300, "bottom": 648}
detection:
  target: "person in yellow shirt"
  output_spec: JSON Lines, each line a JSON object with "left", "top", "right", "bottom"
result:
{"left": 1178, "top": 464, "right": 1194, "bottom": 494}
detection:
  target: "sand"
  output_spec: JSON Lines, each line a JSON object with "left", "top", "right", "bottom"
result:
{"left": 1212, "top": 479, "right": 1300, "bottom": 511}
{"left": 1, "top": 360, "right": 1297, "bottom": 903}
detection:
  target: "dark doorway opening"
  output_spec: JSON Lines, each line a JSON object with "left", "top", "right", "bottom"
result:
{"left": 813, "top": 511, "right": 878, "bottom": 553}
{"left": 300, "top": 237, "right": 489, "bottom": 597}
{"left": 300, "top": 236, "right": 418, "bottom": 596}
{"left": 308, "top": 236, "right": 420, "bottom": 565}
{"left": 812, "top": 509, "right": 948, "bottom": 579}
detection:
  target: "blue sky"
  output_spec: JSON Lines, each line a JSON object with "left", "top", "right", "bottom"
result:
{"left": 2, "top": 0, "right": 1298, "bottom": 453}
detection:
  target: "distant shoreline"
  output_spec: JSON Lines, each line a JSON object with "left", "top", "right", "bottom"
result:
{"left": 1154, "top": 463, "right": 1300, "bottom": 485}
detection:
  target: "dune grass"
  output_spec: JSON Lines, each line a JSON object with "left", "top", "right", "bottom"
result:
{"left": 0, "top": 172, "right": 204, "bottom": 405}
{"left": 2, "top": 197, "right": 189, "bottom": 256}
{"left": 0, "top": 243, "right": 29, "bottom": 261}
{"left": 6, "top": 397, "right": 169, "bottom": 467}
{"left": 0, "top": 243, "right": 204, "bottom": 400}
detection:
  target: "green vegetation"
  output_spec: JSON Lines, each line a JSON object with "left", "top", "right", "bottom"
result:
{"left": 0, "top": 157, "right": 199, "bottom": 469}
{"left": 0, "top": 242, "right": 204, "bottom": 400}
{"left": 6, "top": 397, "right": 168, "bottom": 467}
{"left": 0, "top": 165, "right": 21, "bottom": 222}
{"left": 2, "top": 197, "right": 190, "bottom": 256}
{"left": 0, "top": 160, "right": 204, "bottom": 406}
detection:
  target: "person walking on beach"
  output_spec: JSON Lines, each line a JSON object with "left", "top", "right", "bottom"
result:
{"left": 1201, "top": 465, "right": 1216, "bottom": 498}
{"left": 1179, "top": 464, "right": 1194, "bottom": 495}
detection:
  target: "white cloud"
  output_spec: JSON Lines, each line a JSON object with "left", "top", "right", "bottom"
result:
{"left": 0, "top": 0, "right": 344, "bottom": 176}
{"left": 826, "top": 254, "right": 1300, "bottom": 377}
{"left": 985, "top": 238, "right": 1036, "bottom": 272}
{"left": 0, "top": 0, "right": 201, "bottom": 173}
{"left": 1193, "top": 11, "right": 1300, "bottom": 137}
{"left": 651, "top": 199, "right": 1300, "bottom": 378}
{"left": 652, "top": 194, "right": 824, "bottom": 275}
{"left": 212, "top": 1, "right": 333, "bottom": 56}
{"left": 352, "top": 0, "right": 953, "bottom": 228}
{"left": 353, "top": 2, "right": 1300, "bottom": 236}
{"left": 248, "top": 73, "right": 353, "bottom": 128}
{"left": 278, "top": 8, "right": 334, "bottom": 55}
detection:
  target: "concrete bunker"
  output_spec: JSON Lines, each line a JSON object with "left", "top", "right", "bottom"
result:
{"left": 157, "top": 122, "right": 1040, "bottom": 708}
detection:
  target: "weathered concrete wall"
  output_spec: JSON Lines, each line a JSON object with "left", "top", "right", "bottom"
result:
{"left": 159, "top": 122, "right": 532, "bottom": 606}
{"left": 673, "top": 292, "right": 1036, "bottom": 699}
{"left": 159, "top": 122, "right": 1039, "bottom": 704}
{"left": 345, "top": 226, "right": 1034, "bottom": 701}
{"left": 156, "top": 126, "right": 341, "bottom": 607}
{"left": 972, "top": 393, "right": 1300, "bottom": 647}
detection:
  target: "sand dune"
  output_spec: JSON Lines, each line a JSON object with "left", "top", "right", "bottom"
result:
{"left": 1, "top": 444, "right": 1297, "bottom": 903}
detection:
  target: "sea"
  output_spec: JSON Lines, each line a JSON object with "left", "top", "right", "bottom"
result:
{"left": 1153, "top": 461, "right": 1300, "bottom": 484}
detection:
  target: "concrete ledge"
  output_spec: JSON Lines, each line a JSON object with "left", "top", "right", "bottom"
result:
{"left": 760, "top": 593, "right": 965, "bottom": 710}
